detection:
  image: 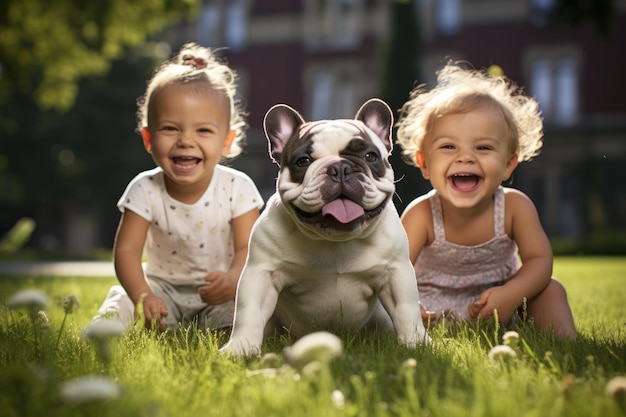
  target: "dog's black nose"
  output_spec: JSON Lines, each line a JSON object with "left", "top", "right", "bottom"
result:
{"left": 327, "top": 162, "right": 353, "bottom": 182}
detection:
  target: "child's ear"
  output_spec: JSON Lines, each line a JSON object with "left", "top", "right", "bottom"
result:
{"left": 415, "top": 151, "right": 430, "bottom": 180}
{"left": 141, "top": 128, "right": 152, "bottom": 153}
{"left": 503, "top": 154, "right": 519, "bottom": 180}
{"left": 221, "top": 130, "right": 236, "bottom": 156}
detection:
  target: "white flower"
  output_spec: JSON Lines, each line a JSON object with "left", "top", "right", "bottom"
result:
{"left": 398, "top": 358, "right": 418, "bottom": 376}
{"left": 606, "top": 376, "right": 626, "bottom": 400}
{"left": 8, "top": 289, "right": 49, "bottom": 311}
{"left": 301, "top": 360, "right": 322, "bottom": 379}
{"left": 84, "top": 319, "right": 125, "bottom": 340}
{"left": 60, "top": 375, "right": 122, "bottom": 404}
{"left": 488, "top": 345, "right": 517, "bottom": 361}
{"left": 401, "top": 358, "right": 417, "bottom": 370}
{"left": 331, "top": 389, "right": 345, "bottom": 409}
{"left": 502, "top": 331, "right": 520, "bottom": 348}
{"left": 283, "top": 331, "right": 343, "bottom": 368}
{"left": 260, "top": 352, "right": 282, "bottom": 368}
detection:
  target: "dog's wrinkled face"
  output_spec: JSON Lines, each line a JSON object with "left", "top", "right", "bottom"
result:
{"left": 264, "top": 99, "right": 395, "bottom": 240}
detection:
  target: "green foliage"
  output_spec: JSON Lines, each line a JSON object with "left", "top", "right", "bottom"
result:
{"left": 0, "top": 217, "right": 35, "bottom": 257}
{"left": 379, "top": 0, "right": 430, "bottom": 213}
{"left": 551, "top": 231, "right": 626, "bottom": 256}
{"left": 0, "top": 0, "right": 199, "bottom": 112}
{"left": 0, "top": 257, "right": 624, "bottom": 416}
{"left": 0, "top": 46, "right": 159, "bottom": 244}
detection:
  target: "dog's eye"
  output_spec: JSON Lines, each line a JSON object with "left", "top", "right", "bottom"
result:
{"left": 296, "top": 156, "right": 312, "bottom": 167}
{"left": 364, "top": 152, "right": 379, "bottom": 163}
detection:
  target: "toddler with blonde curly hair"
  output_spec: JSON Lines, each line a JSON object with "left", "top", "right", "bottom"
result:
{"left": 397, "top": 61, "right": 576, "bottom": 339}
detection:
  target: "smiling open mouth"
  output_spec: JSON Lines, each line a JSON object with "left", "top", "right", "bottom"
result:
{"left": 449, "top": 174, "right": 481, "bottom": 190}
{"left": 292, "top": 197, "right": 385, "bottom": 230}
{"left": 172, "top": 156, "right": 201, "bottom": 172}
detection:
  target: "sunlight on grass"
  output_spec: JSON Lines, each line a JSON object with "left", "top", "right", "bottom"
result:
{"left": 555, "top": 257, "right": 626, "bottom": 337}
{"left": 0, "top": 257, "right": 624, "bottom": 417}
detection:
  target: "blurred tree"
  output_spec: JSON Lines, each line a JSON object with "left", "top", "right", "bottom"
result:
{"left": 379, "top": 0, "right": 429, "bottom": 213}
{"left": 0, "top": 0, "right": 198, "bottom": 112}
{"left": 0, "top": 46, "right": 159, "bottom": 252}
{"left": 0, "top": 0, "right": 200, "bottom": 255}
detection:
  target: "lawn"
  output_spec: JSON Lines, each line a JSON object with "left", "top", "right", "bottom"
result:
{"left": 0, "top": 256, "right": 625, "bottom": 417}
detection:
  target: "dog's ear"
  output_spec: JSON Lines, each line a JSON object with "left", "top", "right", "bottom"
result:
{"left": 264, "top": 104, "right": 305, "bottom": 166}
{"left": 355, "top": 99, "right": 394, "bottom": 153}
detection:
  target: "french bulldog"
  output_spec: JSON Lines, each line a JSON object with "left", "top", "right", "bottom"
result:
{"left": 220, "top": 99, "right": 429, "bottom": 357}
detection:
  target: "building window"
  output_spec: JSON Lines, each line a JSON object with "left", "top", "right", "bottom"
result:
{"left": 196, "top": 1, "right": 248, "bottom": 51}
{"left": 311, "top": 72, "right": 333, "bottom": 120}
{"left": 554, "top": 57, "right": 578, "bottom": 125}
{"left": 530, "top": 0, "right": 555, "bottom": 27}
{"left": 305, "top": 0, "right": 361, "bottom": 50}
{"left": 529, "top": 56, "right": 579, "bottom": 126}
{"left": 530, "top": 58, "right": 553, "bottom": 120}
{"left": 436, "top": 0, "right": 461, "bottom": 35}
{"left": 224, "top": 0, "right": 247, "bottom": 52}
{"left": 309, "top": 69, "right": 357, "bottom": 120}
{"left": 197, "top": 4, "right": 219, "bottom": 46}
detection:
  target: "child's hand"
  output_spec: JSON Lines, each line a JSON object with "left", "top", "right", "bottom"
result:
{"left": 468, "top": 287, "right": 516, "bottom": 323}
{"left": 197, "top": 271, "right": 237, "bottom": 305}
{"left": 142, "top": 293, "right": 168, "bottom": 331}
{"left": 420, "top": 302, "right": 438, "bottom": 328}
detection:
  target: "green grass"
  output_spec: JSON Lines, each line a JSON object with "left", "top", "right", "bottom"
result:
{"left": 0, "top": 256, "right": 625, "bottom": 417}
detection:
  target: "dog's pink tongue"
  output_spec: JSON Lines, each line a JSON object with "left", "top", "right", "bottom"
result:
{"left": 322, "top": 198, "right": 364, "bottom": 223}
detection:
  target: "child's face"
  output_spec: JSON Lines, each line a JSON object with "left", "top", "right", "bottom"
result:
{"left": 143, "top": 82, "right": 235, "bottom": 194}
{"left": 416, "top": 106, "right": 518, "bottom": 208}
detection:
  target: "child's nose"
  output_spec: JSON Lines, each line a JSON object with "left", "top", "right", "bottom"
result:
{"left": 455, "top": 149, "right": 475, "bottom": 163}
{"left": 176, "top": 132, "right": 195, "bottom": 147}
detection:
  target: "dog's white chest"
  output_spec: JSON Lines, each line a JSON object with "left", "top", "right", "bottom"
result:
{"left": 275, "top": 272, "right": 382, "bottom": 334}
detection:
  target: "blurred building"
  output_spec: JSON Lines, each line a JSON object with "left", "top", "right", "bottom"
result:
{"left": 169, "top": 0, "right": 626, "bottom": 241}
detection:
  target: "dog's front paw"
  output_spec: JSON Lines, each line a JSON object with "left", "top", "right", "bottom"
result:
{"left": 219, "top": 338, "right": 262, "bottom": 358}
{"left": 398, "top": 329, "right": 431, "bottom": 348}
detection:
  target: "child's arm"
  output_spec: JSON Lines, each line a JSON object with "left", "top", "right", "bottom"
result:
{"left": 469, "top": 189, "right": 553, "bottom": 322}
{"left": 401, "top": 197, "right": 437, "bottom": 327}
{"left": 400, "top": 196, "right": 433, "bottom": 265}
{"left": 114, "top": 210, "right": 168, "bottom": 331}
{"left": 197, "top": 207, "right": 260, "bottom": 305}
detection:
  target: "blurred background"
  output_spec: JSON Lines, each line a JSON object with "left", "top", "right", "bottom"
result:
{"left": 1, "top": 0, "right": 625, "bottom": 259}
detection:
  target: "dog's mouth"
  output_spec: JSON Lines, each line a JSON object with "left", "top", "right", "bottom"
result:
{"left": 292, "top": 197, "right": 385, "bottom": 232}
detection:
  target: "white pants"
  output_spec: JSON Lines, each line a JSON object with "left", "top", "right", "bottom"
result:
{"left": 93, "top": 276, "right": 234, "bottom": 331}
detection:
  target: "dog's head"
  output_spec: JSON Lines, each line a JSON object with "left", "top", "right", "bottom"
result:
{"left": 263, "top": 99, "right": 395, "bottom": 241}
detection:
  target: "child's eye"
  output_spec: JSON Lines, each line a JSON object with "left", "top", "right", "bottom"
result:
{"left": 440, "top": 144, "right": 455, "bottom": 150}
{"left": 198, "top": 128, "right": 216, "bottom": 135}
{"left": 477, "top": 145, "right": 494, "bottom": 151}
{"left": 160, "top": 125, "right": 177, "bottom": 132}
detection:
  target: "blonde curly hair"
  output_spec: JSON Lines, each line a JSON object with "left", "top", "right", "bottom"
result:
{"left": 396, "top": 61, "right": 543, "bottom": 167}
{"left": 136, "top": 43, "right": 247, "bottom": 159}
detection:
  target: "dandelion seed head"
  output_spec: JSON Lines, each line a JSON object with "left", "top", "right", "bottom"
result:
{"left": 300, "top": 360, "right": 322, "bottom": 379}
{"left": 283, "top": 331, "right": 343, "bottom": 368}
{"left": 37, "top": 310, "right": 49, "bottom": 324}
{"left": 36, "top": 310, "right": 50, "bottom": 331}
{"left": 260, "top": 352, "right": 282, "bottom": 368}
{"left": 401, "top": 358, "right": 418, "bottom": 369}
{"left": 502, "top": 331, "right": 520, "bottom": 348}
{"left": 488, "top": 345, "right": 517, "bottom": 361}
{"left": 331, "top": 389, "right": 345, "bottom": 409}
{"left": 84, "top": 319, "right": 125, "bottom": 340}
{"left": 63, "top": 294, "right": 81, "bottom": 314}
{"left": 606, "top": 376, "right": 626, "bottom": 400}
{"left": 8, "top": 289, "right": 49, "bottom": 311}
{"left": 60, "top": 375, "right": 122, "bottom": 405}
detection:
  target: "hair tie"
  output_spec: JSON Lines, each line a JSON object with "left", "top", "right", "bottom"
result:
{"left": 181, "top": 54, "right": 207, "bottom": 69}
